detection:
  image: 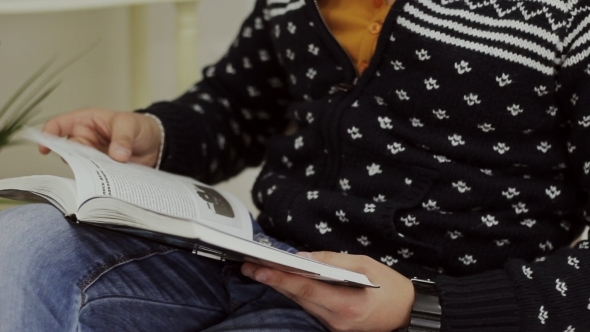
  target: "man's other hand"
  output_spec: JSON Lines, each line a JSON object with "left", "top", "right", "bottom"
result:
{"left": 241, "top": 251, "right": 415, "bottom": 332}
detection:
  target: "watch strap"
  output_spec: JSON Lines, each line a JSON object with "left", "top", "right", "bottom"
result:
{"left": 398, "top": 278, "right": 441, "bottom": 332}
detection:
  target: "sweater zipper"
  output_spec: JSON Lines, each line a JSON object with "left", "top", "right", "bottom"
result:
{"left": 312, "top": 0, "right": 359, "bottom": 87}
{"left": 310, "top": 0, "right": 358, "bottom": 190}
{"left": 310, "top": 0, "right": 402, "bottom": 190}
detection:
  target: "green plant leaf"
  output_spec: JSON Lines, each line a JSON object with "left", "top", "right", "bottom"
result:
{"left": 1, "top": 138, "right": 26, "bottom": 148}
{"left": 5, "top": 82, "right": 61, "bottom": 134}
{"left": 5, "top": 44, "right": 95, "bottom": 126}
{"left": 0, "top": 56, "right": 57, "bottom": 121}
{"left": 0, "top": 41, "right": 98, "bottom": 149}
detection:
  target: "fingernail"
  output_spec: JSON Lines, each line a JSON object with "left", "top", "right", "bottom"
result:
{"left": 242, "top": 267, "right": 253, "bottom": 278}
{"left": 114, "top": 146, "right": 131, "bottom": 158}
{"left": 255, "top": 272, "right": 267, "bottom": 283}
{"left": 297, "top": 251, "right": 312, "bottom": 259}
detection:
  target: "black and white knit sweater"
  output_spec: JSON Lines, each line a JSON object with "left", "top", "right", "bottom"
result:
{"left": 140, "top": 0, "right": 590, "bottom": 330}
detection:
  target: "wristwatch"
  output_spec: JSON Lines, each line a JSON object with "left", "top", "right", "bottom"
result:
{"left": 397, "top": 278, "right": 441, "bottom": 332}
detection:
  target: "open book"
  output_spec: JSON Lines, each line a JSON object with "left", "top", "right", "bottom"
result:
{"left": 0, "top": 130, "right": 377, "bottom": 288}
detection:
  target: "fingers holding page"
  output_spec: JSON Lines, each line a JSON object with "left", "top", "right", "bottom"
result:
{"left": 39, "top": 109, "right": 110, "bottom": 153}
{"left": 37, "top": 109, "right": 162, "bottom": 167}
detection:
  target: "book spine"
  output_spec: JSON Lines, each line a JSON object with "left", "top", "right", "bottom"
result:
{"left": 65, "top": 213, "right": 79, "bottom": 224}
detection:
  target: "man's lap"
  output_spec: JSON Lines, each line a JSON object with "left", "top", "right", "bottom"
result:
{"left": 0, "top": 204, "right": 326, "bottom": 331}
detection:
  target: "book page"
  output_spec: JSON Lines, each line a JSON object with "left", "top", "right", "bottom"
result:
{"left": 26, "top": 129, "right": 253, "bottom": 240}
{"left": 0, "top": 175, "right": 77, "bottom": 215}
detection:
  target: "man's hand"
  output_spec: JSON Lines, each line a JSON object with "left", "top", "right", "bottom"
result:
{"left": 39, "top": 109, "right": 162, "bottom": 167}
{"left": 241, "top": 251, "right": 414, "bottom": 332}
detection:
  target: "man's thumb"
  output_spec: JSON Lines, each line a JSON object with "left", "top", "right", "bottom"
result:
{"left": 108, "top": 114, "right": 136, "bottom": 162}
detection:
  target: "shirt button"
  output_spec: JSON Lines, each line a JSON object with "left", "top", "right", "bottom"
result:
{"left": 368, "top": 22, "right": 382, "bottom": 35}
{"left": 373, "top": 0, "right": 384, "bottom": 7}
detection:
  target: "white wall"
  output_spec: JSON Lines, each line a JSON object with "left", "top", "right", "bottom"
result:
{"left": 0, "top": 0, "right": 260, "bottom": 213}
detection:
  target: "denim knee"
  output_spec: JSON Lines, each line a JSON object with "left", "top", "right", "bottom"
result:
{"left": 0, "top": 204, "right": 85, "bottom": 331}
{"left": 0, "top": 204, "right": 175, "bottom": 331}
{"left": 0, "top": 204, "right": 69, "bottom": 274}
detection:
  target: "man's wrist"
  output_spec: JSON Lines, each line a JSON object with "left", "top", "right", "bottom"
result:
{"left": 142, "top": 113, "right": 165, "bottom": 169}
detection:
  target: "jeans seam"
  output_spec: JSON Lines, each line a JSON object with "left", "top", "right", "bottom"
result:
{"left": 81, "top": 294, "right": 227, "bottom": 313}
{"left": 77, "top": 247, "right": 178, "bottom": 304}
{"left": 222, "top": 263, "right": 243, "bottom": 311}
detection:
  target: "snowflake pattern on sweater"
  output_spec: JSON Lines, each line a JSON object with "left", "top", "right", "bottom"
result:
{"left": 140, "top": 0, "right": 590, "bottom": 330}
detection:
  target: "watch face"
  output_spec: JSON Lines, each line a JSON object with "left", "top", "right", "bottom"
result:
{"left": 412, "top": 279, "right": 439, "bottom": 297}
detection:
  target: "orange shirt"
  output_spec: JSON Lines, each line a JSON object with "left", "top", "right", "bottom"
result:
{"left": 317, "top": 0, "right": 394, "bottom": 75}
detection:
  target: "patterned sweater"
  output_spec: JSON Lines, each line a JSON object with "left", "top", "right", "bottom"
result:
{"left": 140, "top": 0, "right": 590, "bottom": 330}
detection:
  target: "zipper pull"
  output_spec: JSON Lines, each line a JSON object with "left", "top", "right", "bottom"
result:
{"left": 335, "top": 79, "right": 357, "bottom": 91}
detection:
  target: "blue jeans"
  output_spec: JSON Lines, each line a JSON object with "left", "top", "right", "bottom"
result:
{"left": 0, "top": 204, "right": 327, "bottom": 331}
